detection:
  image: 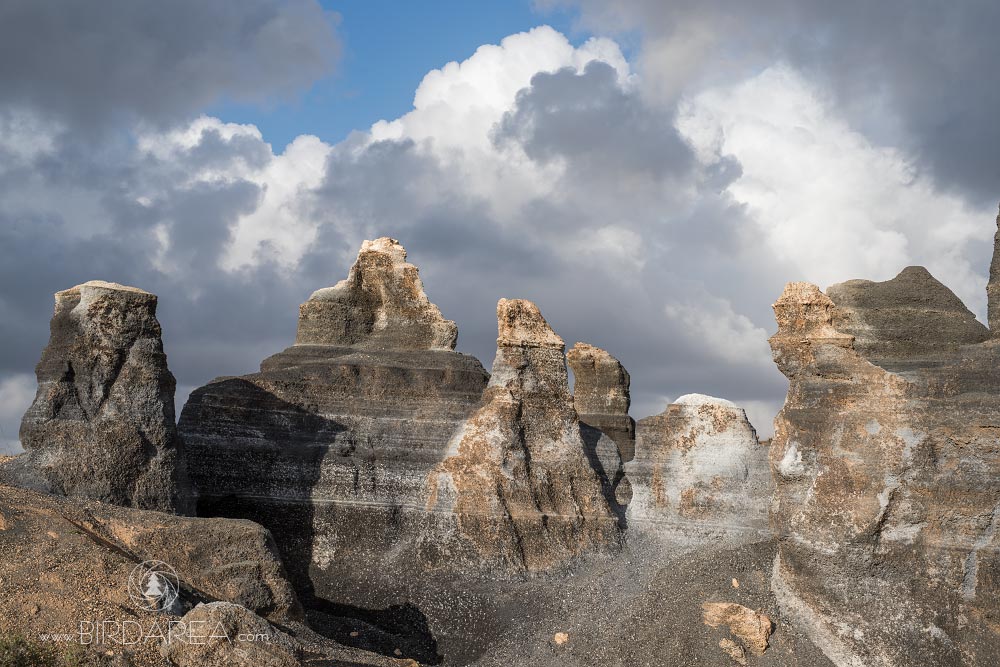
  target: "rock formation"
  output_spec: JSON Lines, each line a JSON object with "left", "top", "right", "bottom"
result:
{"left": 0, "top": 485, "right": 403, "bottom": 667}
{"left": 769, "top": 261, "right": 1000, "bottom": 665}
{"left": 5, "top": 280, "right": 189, "bottom": 513}
{"left": 295, "top": 237, "right": 458, "bottom": 350}
{"left": 567, "top": 342, "right": 636, "bottom": 462}
{"left": 989, "top": 204, "right": 1000, "bottom": 333}
{"left": 626, "top": 394, "right": 771, "bottom": 545}
{"left": 179, "top": 238, "right": 489, "bottom": 609}
{"left": 427, "top": 299, "right": 624, "bottom": 571}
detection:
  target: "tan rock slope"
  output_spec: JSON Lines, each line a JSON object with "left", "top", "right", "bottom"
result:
{"left": 1, "top": 281, "right": 190, "bottom": 513}
{"left": 769, "top": 226, "right": 1000, "bottom": 664}
{"left": 427, "top": 299, "right": 624, "bottom": 571}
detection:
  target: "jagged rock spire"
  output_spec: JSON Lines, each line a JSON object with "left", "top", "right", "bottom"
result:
{"left": 296, "top": 237, "right": 458, "bottom": 350}
{"left": 429, "top": 299, "right": 622, "bottom": 571}
{"left": 989, "top": 203, "right": 1000, "bottom": 334}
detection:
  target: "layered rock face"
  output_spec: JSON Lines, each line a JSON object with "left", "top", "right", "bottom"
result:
{"left": 427, "top": 300, "right": 624, "bottom": 572}
{"left": 567, "top": 342, "right": 636, "bottom": 462}
{"left": 6, "top": 281, "right": 189, "bottom": 513}
{"left": 179, "top": 239, "right": 489, "bottom": 605}
{"left": 769, "top": 263, "right": 1000, "bottom": 665}
{"left": 626, "top": 394, "right": 771, "bottom": 545}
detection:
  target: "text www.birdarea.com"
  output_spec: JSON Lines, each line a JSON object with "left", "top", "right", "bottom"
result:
{"left": 38, "top": 621, "right": 272, "bottom": 646}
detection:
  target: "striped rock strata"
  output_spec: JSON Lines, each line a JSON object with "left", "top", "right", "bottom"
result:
{"left": 626, "top": 394, "right": 771, "bottom": 545}
{"left": 769, "top": 255, "right": 1000, "bottom": 665}
{"left": 178, "top": 238, "right": 489, "bottom": 610}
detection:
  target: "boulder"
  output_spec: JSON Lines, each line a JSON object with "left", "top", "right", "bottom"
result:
{"left": 427, "top": 299, "right": 624, "bottom": 572}
{"left": 161, "top": 602, "right": 302, "bottom": 667}
{"left": 626, "top": 394, "right": 771, "bottom": 545}
{"left": 8, "top": 280, "right": 190, "bottom": 513}
{"left": 567, "top": 342, "right": 636, "bottom": 462}
{"left": 769, "top": 251, "right": 1000, "bottom": 664}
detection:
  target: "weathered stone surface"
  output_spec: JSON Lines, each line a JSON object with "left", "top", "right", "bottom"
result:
{"left": 769, "top": 260, "right": 1000, "bottom": 665}
{"left": 6, "top": 280, "right": 189, "bottom": 513}
{"left": 295, "top": 237, "right": 458, "bottom": 350}
{"left": 567, "top": 342, "right": 636, "bottom": 462}
{"left": 162, "top": 602, "right": 302, "bottom": 667}
{"left": 179, "top": 239, "right": 488, "bottom": 628}
{"left": 427, "top": 299, "right": 624, "bottom": 572}
{"left": 626, "top": 394, "right": 771, "bottom": 545}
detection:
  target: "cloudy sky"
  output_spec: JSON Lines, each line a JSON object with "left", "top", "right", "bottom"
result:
{"left": 1, "top": 0, "right": 997, "bottom": 451}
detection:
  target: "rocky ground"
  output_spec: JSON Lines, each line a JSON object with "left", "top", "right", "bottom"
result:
{"left": 0, "top": 484, "right": 415, "bottom": 667}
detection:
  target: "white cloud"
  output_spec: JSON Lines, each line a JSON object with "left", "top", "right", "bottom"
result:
{"left": 676, "top": 65, "right": 994, "bottom": 315}
{"left": 664, "top": 296, "right": 773, "bottom": 368}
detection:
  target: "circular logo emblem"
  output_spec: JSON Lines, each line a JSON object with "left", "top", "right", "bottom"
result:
{"left": 128, "top": 560, "right": 180, "bottom": 612}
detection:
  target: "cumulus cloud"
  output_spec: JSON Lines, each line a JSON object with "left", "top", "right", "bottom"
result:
{"left": 676, "top": 66, "right": 994, "bottom": 316}
{"left": 550, "top": 0, "right": 1000, "bottom": 206}
{"left": 1, "top": 11, "right": 995, "bottom": 446}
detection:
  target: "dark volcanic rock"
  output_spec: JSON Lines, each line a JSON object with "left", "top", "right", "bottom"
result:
{"left": 769, "top": 256, "right": 1000, "bottom": 663}
{"left": 627, "top": 394, "right": 772, "bottom": 546}
{"left": 427, "top": 299, "right": 624, "bottom": 572}
{"left": 179, "top": 239, "right": 489, "bottom": 614}
{"left": 5, "top": 280, "right": 189, "bottom": 513}
{"left": 567, "top": 342, "right": 636, "bottom": 462}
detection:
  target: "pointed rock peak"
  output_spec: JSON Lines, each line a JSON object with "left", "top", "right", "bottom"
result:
{"left": 827, "top": 265, "right": 988, "bottom": 364}
{"left": 296, "top": 237, "right": 458, "bottom": 351}
{"left": 828, "top": 265, "right": 976, "bottom": 314}
{"left": 989, "top": 204, "right": 1000, "bottom": 334}
{"left": 496, "top": 298, "right": 563, "bottom": 349}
